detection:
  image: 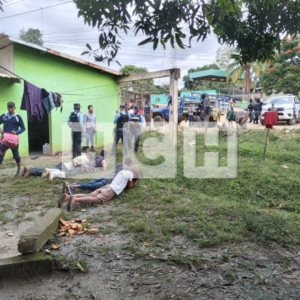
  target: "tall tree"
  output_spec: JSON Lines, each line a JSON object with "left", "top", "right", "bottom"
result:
{"left": 73, "top": 0, "right": 300, "bottom": 66}
{"left": 226, "top": 61, "right": 266, "bottom": 93}
{"left": 19, "top": 28, "right": 44, "bottom": 46}
{"left": 260, "top": 37, "right": 300, "bottom": 96}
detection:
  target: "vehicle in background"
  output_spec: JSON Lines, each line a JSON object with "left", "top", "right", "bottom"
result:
{"left": 152, "top": 95, "right": 221, "bottom": 127}
{"left": 261, "top": 94, "right": 300, "bottom": 125}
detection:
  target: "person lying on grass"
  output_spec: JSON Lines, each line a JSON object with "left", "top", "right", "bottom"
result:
{"left": 21, "top": 150, "right": 108, "bottom": 180}
{"left": 58, "top": 168, "right": 143, "bottom": 211}
{"left": 62, "top": 157, "right": 133, "bottom": 194}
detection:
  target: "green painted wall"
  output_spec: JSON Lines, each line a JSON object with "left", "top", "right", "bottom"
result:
{"left": 151, "top": 94, "right": 168, "bottom": 105}
{"left": 0, "top": 44, "right": 119, "bottom": 159}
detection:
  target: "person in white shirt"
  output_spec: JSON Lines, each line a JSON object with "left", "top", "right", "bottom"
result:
{"left": 58, "top": 168, "right": 143, "bottom": 211}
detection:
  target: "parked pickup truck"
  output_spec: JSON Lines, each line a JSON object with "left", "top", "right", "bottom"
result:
{"left": 152, "top": 95, "right": 221, "bottom": 127}
{"left": 261, "top": 94, "right": 300, "bottom": 126}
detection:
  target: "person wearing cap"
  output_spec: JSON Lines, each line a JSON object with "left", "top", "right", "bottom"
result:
{"left": 111, "top": 104, "right": 129, "bottom": 156}
{"left": 128, "top": 105, "right": 144, "bottom": 152}
{"left": 67, "top": 103, "right": 84, "bottom": 158}
{"left": 84, "top": 105, "right": 97, "bottom": 152}
{"left": 143, "top": 98, "right": 153, "bottom": 127}
{"left": 0, "top": 102, "right": 26, "bottom": 175}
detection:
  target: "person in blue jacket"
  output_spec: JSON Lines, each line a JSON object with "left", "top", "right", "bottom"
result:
{"left": 128, "top": 106, "right": 144, "bottom": 152}
{"left": 67, "top": 103, "right": 84, "bottom": 158}
{"left": 0, "top": 102, "right": 26, "bottom": 175}
{"left": 111, "top": 104, "right": 129, "bottom": 156}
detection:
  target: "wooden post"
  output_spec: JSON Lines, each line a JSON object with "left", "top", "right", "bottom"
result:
{"left": 264, "top": 103, "right": 274, "bottom": 158}
{"left": 169, "top": 69, "right": 180, "bottom": 148}
{"left": 204, "top": 98, "right": 211, "bottom": 147}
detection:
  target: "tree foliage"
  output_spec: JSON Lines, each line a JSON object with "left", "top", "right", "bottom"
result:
{"left": 0, "top": 0, "right": 4, "bottom": 12}
{"left": 73, "top": 0, "right": 300, "bottom": 66}
{"left": 215, "top": 45, "right": 236, "bottom": 71}
{"left": 119, "top": 65, "right": 154, "bottom": 85}
{"left": 19, "top": 28, "right": 44, "bottom": 46}
{"left": 227, "top": 61, "right": 266, "bottom": 93}
{"left": 260, "top": 37, "right": 300, "bottom": 96}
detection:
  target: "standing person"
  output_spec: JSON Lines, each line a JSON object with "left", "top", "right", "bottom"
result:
{"left": 143, "top": 98, "right": 153, "bottom": 126}
{"left": 84, "top": 105, "right": 97, "bottom": 152}
{"left": 58, "top": 168, "right": 142, "bottom": 211}
{"left": 128, "top": 106, "right": 144, "bottom": 152}
{"left": 226, "top": 97, "right": 236, "bottom": 127}
{"left": 67, "top": 103, "right": 84, "bottom": 159}
{"left": 127, "top": 100, "right": 134, "bottom": 115}
{"left": 188, "top": 103, "right": 194, "bottom": 126}
{"left": 248, "top": 99, "right": 254, "bottom": 123}
{"left": 138, "top": 101, "right": 143, "bottom": 115}
{"left": 111, "top": 104, "right": 129, "bottom": 156}
{"left": 254, "top": 98, "right": 263, "bottom": 124}
{"left": 0, "top": 102, "right": 26, "bottom": 175}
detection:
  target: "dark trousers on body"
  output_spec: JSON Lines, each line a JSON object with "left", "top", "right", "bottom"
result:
{"left": 254, "top": 111, "right": 261, "bottom": 124}
{"left": 188, "top": 115, "right": 194, "bottom": 126}
{"left": 75, "top": 178, "right": 111, "bottom": 191}
{"left": 0, "top": 143, "right": 20, "bottom": 165}
{"left": 111, "top": 129, "right": 128, "bottom": 156}
{"left": 72, "top": 131, "right": 82, "bottom": 158}
{"left": 128, "top": 128, "right": 141, "bottom": 152}
{"left": 249, "top": 111, "right": 253, "bottom": 123}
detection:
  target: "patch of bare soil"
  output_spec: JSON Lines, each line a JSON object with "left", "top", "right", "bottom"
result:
{"left": 2, "top": 209, "right": 300, "bottom": 300}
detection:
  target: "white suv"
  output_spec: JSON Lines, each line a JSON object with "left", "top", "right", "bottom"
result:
{"left": 261, "top": 94, "right": 300, "bottom": 125}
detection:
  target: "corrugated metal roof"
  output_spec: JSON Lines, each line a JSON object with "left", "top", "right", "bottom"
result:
{"left": 0, "top": 34, "right": 123, "bottom": 77}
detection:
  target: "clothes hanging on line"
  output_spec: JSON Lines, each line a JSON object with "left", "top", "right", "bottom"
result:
{"left": 264, "top": 111, "right": 278, "bottom": 129}
{"left": 21, "top": 81, "right": 43, "bottom": 121}
{"left": 41, "top": 89, "right": 56, "bottom": 114}
{"left": 211, "top": 108, "right": 221, "bottom": 120}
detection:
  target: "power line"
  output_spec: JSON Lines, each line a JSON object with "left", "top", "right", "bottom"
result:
{"left": 0, "top": 1, "right": 73, "bottom": 20}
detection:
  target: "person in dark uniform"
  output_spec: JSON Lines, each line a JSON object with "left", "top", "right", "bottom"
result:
{"left": 197, "top": 94, "right": 207, "bottom": 127}
{"left": 67, "top": 103, "right": 84, "bottom": 158}
{"left": 248, "top": 99, "right": 254, "bottom": 123}
{"left": 128, "top": 106, "right": 144, "bottom": 152}
{"left": 0, "top": 102, "right": 26, "bottom": 175}
{"left": 144, "top": 98, "right": 153, "bottom": 127}
{"left": 111, "top": 104, "right": 129, "bottom": 156}
{"left": 254, "top": 98, "right": 264, "bottom": 124}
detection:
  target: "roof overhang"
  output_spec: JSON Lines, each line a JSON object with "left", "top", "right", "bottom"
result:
{"left": 0, "top": 72, "right": 21, "bottom": 83}
{"left": 189, "top": 69, "right": 244, "bottom": 82}
{"left": 0, "top": 34, "right": 123, "bottom": 77}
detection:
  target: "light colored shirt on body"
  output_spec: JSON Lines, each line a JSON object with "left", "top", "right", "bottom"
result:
{"left": 84, "top": 112, "right": 96, "bottom": 128}
{"left": 109, "top": 170, "right": 133, "bottom": 195}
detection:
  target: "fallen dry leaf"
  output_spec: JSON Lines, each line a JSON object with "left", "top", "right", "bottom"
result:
{"left": 162, "top": 249, "right": 165, "bottom": 252}
{"left": 143, "top": 242, "right": 149, "bottom": 246}
{"left": 68, "top": 229, "right": 76, "bottom": 237}
{"left": 51, "top": 244, "right": 60, "bottom": 250}
{"left": 45, "top": 249, "right": 51, "bottom": 254}
{"left": 6, "top": 232, "right": 14, "bottom": 237}
{"left": 87, "top": 228, "right": 99, "bottom": 233}
{"left": 280, "top": 165, "right": 289, "bottom": 169}
{"left": 149, "top": 254, "right": 156, "bottom": 258}
{"left": 81, "top": 219, "right": 87, "bottom": 223}
{"left": 60, "top": 218, "right": 69, "bottom": 226}
{"left": 81, "top": 209, "right": 86, "bottom": 212}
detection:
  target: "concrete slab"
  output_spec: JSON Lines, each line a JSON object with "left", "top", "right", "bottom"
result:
{"left": 18, "top": 208, "right": 64, "bottom": 254}
{"left": 0, "top": 253, "right": 54, "bottom": 279}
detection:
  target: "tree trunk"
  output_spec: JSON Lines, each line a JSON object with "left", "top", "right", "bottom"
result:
{"left": 244, "top": 66, "right": 251, "bottom": 94}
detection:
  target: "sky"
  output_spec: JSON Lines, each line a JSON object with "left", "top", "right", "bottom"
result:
{"left": 0, "top": 0, "right": 222, "bottom": 89}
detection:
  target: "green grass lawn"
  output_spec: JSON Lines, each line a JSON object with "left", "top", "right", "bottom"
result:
{"left": 1, "top": 128, "right": 300, "bottom": 249}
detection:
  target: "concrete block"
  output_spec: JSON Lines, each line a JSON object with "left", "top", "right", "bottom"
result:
{"left": 0, "top": 253, "right": 54, "bottom": 279}
{"left": 18, "top": 208, "right": 64, "bottom": 254}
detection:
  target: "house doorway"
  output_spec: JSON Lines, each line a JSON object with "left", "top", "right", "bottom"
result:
{"left": 28, "top": 114, "right": 50, "bottom": 154}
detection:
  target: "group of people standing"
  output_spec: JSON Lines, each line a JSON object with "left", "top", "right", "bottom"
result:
{"left": 111, "top": 99, "right": 153, "bottom": 156}
{"left": 226, "top": 97, "right": 265, "bottom": 126}
{"left": 187, "top": 94, "right": 211, "bottom": 127}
